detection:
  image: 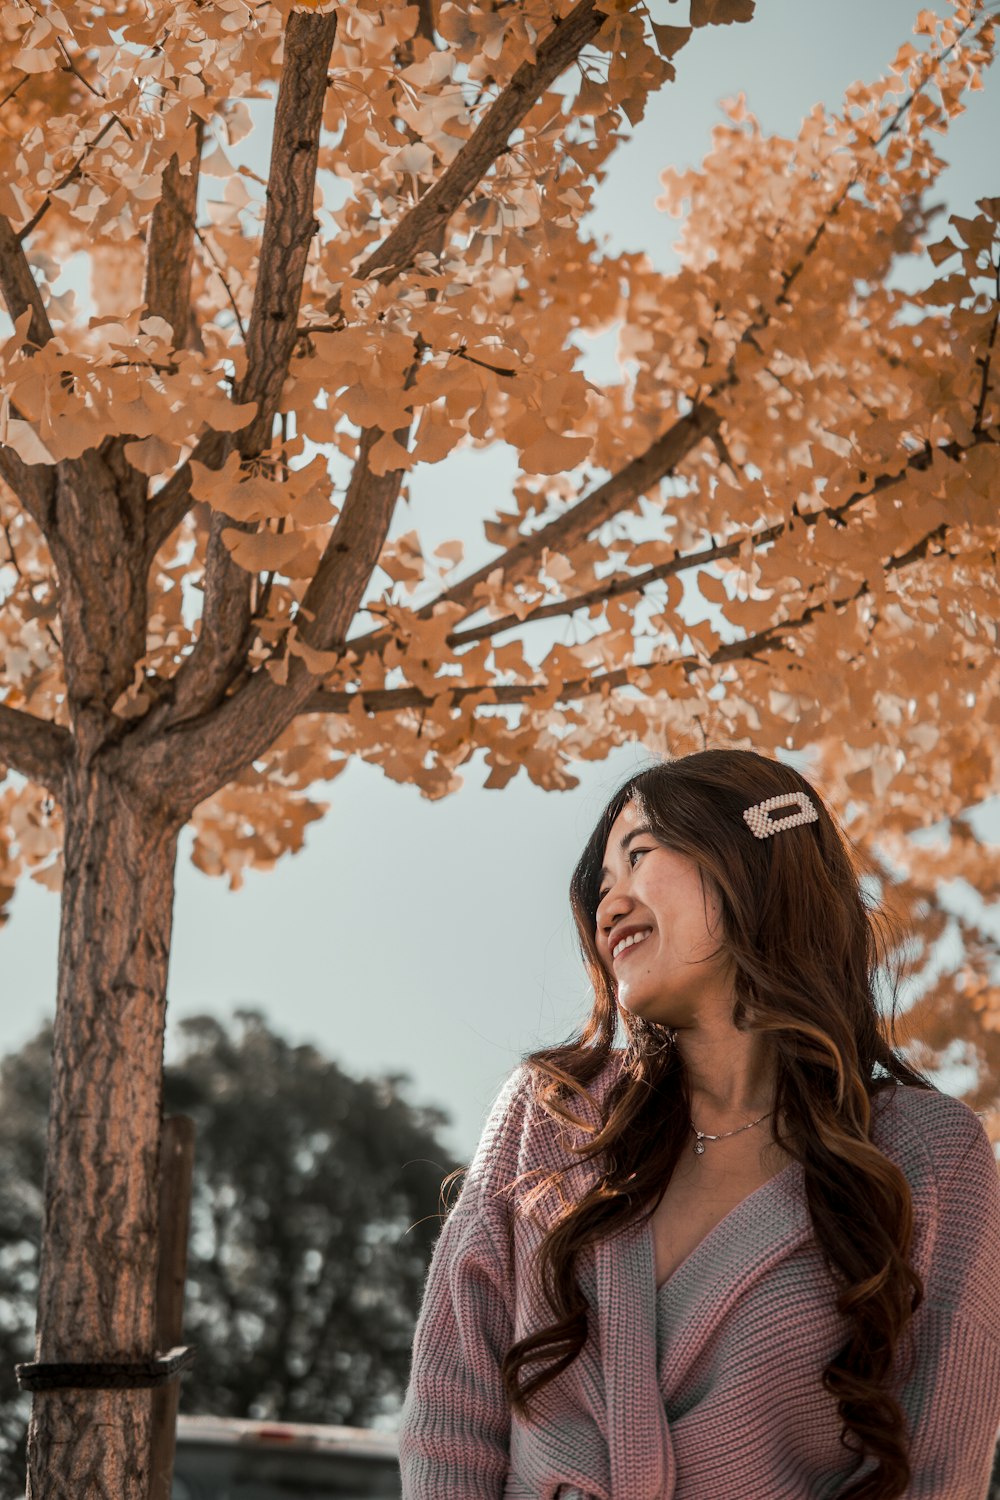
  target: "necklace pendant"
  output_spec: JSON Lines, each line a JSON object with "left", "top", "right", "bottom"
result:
{"left": 693, "top": 1137, "right": 705, "bottom": 1155}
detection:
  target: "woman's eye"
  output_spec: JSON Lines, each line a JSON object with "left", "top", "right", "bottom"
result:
{"left": 598, "top": 848, "right": 655, "bottom": 905}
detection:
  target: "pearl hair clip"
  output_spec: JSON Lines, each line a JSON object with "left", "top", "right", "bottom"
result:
{"left": 742, "top": 791, "right": 818, "bottom": 839}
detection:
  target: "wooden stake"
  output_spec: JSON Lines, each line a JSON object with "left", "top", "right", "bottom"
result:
{"left": 148, "top": 1116, "right": 196, "bottom": 1500}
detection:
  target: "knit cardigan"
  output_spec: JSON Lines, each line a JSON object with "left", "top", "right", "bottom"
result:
{"left": 399, "top": 1051, "right": 1000, "bottom": 1500}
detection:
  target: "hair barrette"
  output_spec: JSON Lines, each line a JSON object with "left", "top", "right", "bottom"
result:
{"left": 742, "top": 791, "right": 818, "bottom": 839}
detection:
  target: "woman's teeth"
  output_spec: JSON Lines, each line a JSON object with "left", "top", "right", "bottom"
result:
{"left": 612, "top": 929, "right": 651, "bottom": 961}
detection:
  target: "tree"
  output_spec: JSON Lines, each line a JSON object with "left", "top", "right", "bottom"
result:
{"left": 0, "top": 0, "right": 997, "bottom": 1490}
{"left": 0, "top": 1011, "right": 457, "bottom": 1497}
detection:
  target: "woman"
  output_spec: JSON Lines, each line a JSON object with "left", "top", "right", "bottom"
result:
{"left": 399, "top": 749, "right": 1000, "bottom": 1499}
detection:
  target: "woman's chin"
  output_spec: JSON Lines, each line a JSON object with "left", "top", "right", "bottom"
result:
{"left": 617, "top": 987, "right": 667, "bottom": 1022}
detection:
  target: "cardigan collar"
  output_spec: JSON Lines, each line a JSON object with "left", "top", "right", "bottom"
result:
{"left": 579, "top": 1156, "right": 811, "bottom": 1500}
{"left": 652, "top": 1159, "right": 810, "bottom": 1394}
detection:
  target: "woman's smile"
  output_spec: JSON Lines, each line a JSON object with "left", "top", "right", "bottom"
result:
{"left": 611, "top": 927, "right": 653, "bottom": 965}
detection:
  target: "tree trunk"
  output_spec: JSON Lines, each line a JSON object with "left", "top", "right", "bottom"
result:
{"left": 26, "top": 766, "right": 181, "bottom": 1500}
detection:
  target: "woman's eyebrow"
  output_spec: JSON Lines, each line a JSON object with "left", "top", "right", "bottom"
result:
{"left": 598, "top": 825, "right": 656, "bottom": 883}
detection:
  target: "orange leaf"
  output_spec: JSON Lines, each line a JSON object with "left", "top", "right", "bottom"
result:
{"left": 650, "top": 22, "right": 692, "bottom": 58}
{"left": 519, "top": 432, "right": 591, "bottom": 475}
{"left": 690, "top": 0, "right": 755, "bottom": 24}
{"left": 220, "top": 527, "right": 318, "bottom": 577}
{"left": 367, "top": 430, "right": 414, "bottom": 476}
{"left": 696, "top": 569, "right": 729, "bottom": 605}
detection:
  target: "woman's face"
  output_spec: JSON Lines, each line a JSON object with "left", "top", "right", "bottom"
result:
{"left": 594, "top": 799, "right": 734, "bottom": 1026}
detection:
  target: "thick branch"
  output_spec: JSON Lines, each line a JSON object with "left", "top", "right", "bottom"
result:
{"left": 142, "top": 118, "right": 205, "bottom": 349}
{"left": 143, "top": 436, "right": 225, "bottom": 573}
{"left": 235, "top": 11, "right": 337, "bottom": 458}
{"left": 0, "top": 202, "right": 154, "bottom": 716}
{"left": 135, "top": 424, "right": 407, "bottom": 813}
{"left": 296, "top": 428, "right": 410, "bottom": 653}
{"left": 160, "top": 12, "right": 337, "bottom": 731}
{"left": 0, "top": 214, "right": 54, "bottom": 351}
{"left": 0, "top": 442, "right": 57, "bottom": 535}
{"left": 142, "top": 12, "right": 335, "bottom": 575}
{"left": 0, "top": 220, "right": 95, "bottom": 548}
{"left": 0, "top": 703, "right": 72, "bottom": 796}
{"left": 414, "top": 0, "right": 435, "bottom": 45}
{"left": 973, "top": 272, "right": 999, "bottom": 434}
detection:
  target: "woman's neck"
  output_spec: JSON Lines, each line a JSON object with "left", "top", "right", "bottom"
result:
{"left": 676, "top": 1018, "right": 777, "bottom": 1122}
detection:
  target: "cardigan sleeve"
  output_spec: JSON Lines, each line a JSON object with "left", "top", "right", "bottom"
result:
{"left": 891, "top": 1106, "right": 1000, "bottom": 1497}
{"left": 398, "top": 1066, "right": 531, "bottom": 1500}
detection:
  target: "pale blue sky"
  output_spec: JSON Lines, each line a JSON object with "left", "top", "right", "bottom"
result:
{"left": 0, "top": 1, "right": 997, "bottom": 1157}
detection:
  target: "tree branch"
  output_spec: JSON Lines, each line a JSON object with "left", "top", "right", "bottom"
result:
{"left": 0, "top": 217, "right": 69, "bottom": 542}
{"left": 138, "top": 1, "right": 997, "bottom": 764}
{"left": 234, "top": 11, "right": 338, "bottom": 461}
{"left": 335, "top": 148, "right": 877, "bottom": 668}
{"left": 158, "top": 11, "right": 337, "bottom": 732}
{"left": 143, "top": 436, "right": 226, "bottom": 573}
{"left": 0, "top": 196, "right": 155, "bottom": 713}
{"left": 142, "top": 12, "right": 336, "bottom": 577}
{"left": 0, "top": 442, "right": 57, "bottom": 536}
{"left": 141, "top": 117, "right": 205, "bottom": 349}
{"left": 0, "top": 703, "right": 72, "bottom": 796}
{"left": 132, "top": 2, "right": 612, "bottom": 812}
{"left": 973, "top": 257, "right": 999, "bottom": 434}
{"left": 296, "top": 433, "right": 412, "bottom": 655}
{"left": 292, "top": 512, "right": 970, "bottom": 719}
{"left": 324, "top": 0, "right": 605, "bottom": 310}
{"left": 137, "top": 424, "right": 408, "bottom": 813}
{"left": 441, "top": 434, "right": 994, "bottom": 648}
{"left": 336, "top": 397, "right": 723, "bottom": 672}
{"left": 15, "top": 114, "right": 123, "bottom": 244}
{"left": 144, "top": 1, "right": 606, "bottom": 570}
{"left": 336, "top": 66, "right": 989, "bottom": 675}
{"left": 0, "top": 214, "right": 54, "bottom": 351}
{"left": 414, "top": 0, "right": 436, "bottom": 45}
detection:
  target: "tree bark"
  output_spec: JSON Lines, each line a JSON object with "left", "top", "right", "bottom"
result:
{"left": 25, "top": 766, "right": 182, "bottom": 1500}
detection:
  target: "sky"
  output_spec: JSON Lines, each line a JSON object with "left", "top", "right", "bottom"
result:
{"left": 0, "top": 0, "right": 997, "bottom": 1160}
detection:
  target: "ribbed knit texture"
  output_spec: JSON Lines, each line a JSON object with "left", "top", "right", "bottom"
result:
{"left": 399, "top": 1051, "right": 1000, "bottom": 1499}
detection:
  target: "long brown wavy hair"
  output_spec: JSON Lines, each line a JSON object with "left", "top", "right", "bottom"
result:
{"left": 500, "top": 748, "right": 934, "bottom": 1499}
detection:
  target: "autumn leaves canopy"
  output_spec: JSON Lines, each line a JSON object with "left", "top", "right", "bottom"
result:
{"left": 0, "top": 0, "right": 995, "bottom": 960}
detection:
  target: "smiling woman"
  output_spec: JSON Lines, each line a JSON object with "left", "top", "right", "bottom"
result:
{"left": 398, "top": 748, "right": 1000, "bottom": 1500}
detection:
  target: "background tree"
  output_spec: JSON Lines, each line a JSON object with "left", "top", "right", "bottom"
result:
{"left": 0, "top": 0, "right": 997, "bottom": 1492}
{"left": 0, "top": 1011, "right": 457, "bottom": 1497}
{"left": 0, "top": 1028, "right": 47, "bottom": 1500}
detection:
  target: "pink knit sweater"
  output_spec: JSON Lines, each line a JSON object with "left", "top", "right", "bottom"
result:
{"left": 399, "top": 1051, "right": 1000, "bottom": 1499}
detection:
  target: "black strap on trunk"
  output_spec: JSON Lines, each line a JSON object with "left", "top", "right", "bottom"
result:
{"left": 15, "top": 1345, "right": 196, "bottom": 1392}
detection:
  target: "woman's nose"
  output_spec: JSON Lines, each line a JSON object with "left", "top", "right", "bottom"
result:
{"left": 598, "top": 888, "right": 632, "bottom": 934}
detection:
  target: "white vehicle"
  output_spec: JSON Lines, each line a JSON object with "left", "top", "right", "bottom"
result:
{"left": 170, "top": 1414, "right": 400, "bottom": 1499}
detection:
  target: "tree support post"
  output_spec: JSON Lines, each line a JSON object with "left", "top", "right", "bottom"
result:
{"left": 148, "top": 1115, "right": 196, "bottom": 1500}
